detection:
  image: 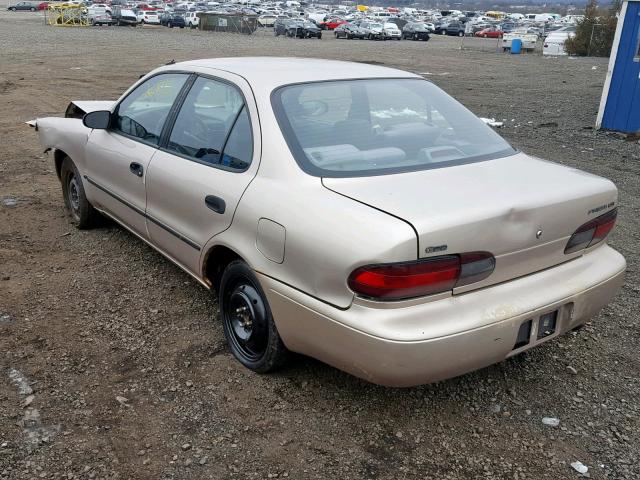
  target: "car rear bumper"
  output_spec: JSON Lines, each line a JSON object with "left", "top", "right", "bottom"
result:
{"left": 259, "top": 245, "right": 625, "bottom": 387}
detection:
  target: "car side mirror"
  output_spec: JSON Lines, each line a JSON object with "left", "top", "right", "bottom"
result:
{"left": 83, "top": 110, "right": 112, "bottom": 129}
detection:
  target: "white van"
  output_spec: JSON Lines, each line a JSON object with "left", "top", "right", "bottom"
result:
{"left": 370, "top": 11, "right": 391, "bottom": 19}
{"left": 543, "top": 27, "right": 575, "bottom": 55}
{"left": 184, "top": 11, "right": 199, "bottom": 28}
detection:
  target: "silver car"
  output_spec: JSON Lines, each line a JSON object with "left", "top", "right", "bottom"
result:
{"left": 30, "top": 58, "right": 625, "bottom": 386}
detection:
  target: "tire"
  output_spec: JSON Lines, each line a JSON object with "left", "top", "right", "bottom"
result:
{"left": 168, "top": 21, "right": 172, "bottom": 28}
{"left": 9, "top": 7, "right": 15, "bottom": 10}
{"left": 60, "top": 157, "right": 98, "bottom": 229}
{"left": 483, "top": 33, "right": 487, "bottom": 38}
{"left": 220, "top": 260, "right": 288, "bottom": 373}
{"left": 317, "top": 33, "right": 321, "bottom": 39}
{"left": 30, "top": 7, "right": 35, "bottom": 11}
{"left": 458, "top": 31, "right": 463, "bottom": 37}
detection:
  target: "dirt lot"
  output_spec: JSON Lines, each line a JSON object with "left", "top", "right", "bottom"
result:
{"left": 1, "top": 8, "right": 639, "bottom": 480}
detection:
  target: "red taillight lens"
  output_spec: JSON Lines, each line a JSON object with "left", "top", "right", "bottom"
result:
{"left": 348, "top": 251, "right": 495, "bottom": 301}
{"left": 564, "top": 208, "right": 617, "bottom": 254}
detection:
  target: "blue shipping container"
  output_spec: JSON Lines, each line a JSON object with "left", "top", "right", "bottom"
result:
{"left": 597, "top": 0, "right": 640, "bottom": 133}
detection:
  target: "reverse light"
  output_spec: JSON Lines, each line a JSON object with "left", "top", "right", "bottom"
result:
{"left": 348, "top": 251, "right": 495, "bottom": 301}
{"left": 564, "top": 208, "right": 617, "bottom": 254}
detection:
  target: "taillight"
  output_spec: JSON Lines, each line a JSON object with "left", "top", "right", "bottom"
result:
{"left": 348, "top": 251, "right": 495, "bottom": 301}
{"left": 564, "top": 208, "right": 617, "bottom": 254}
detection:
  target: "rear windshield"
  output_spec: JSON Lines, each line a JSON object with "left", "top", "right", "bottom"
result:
{"left": 272, "top": 78, "right": 516, "bottom": 177}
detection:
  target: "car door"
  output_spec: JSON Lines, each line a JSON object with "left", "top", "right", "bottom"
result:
{"left": 144, "top": 73, "right": 260, "bottom": 275}
{"left": 84, "top": 72, "right": 190, "bottom": 238}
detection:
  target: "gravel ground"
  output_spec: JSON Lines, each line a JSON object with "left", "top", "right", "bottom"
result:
{"left": 1, "top": 9, "right": 639, "bottom": 480}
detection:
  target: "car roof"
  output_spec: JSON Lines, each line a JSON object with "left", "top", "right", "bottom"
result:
{"left": 170, "top": 57, "right": 420, "bottom": 95}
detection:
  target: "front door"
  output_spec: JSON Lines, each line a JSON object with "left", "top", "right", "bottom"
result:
{"left": 144, "top": 74, "right": 260, "bottom": 275}
{"left": 84, "top": 73, "right": 190, "bottom": 238}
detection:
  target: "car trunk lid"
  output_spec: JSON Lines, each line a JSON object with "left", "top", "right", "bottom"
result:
{"left": 323, "top": 153, "right": 618, "bottom": 293}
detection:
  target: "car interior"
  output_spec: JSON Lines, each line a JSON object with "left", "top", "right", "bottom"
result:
{"left": 279, "top": 79, "right": 508, "bottom": 173}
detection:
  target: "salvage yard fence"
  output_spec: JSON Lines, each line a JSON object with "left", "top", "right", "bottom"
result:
{"left": 197, "top": 13, "right": 259, "bottom": 34}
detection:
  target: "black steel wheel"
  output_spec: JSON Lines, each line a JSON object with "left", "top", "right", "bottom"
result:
{"left": 220, "top": 260, "right": 288, "bottom": 373}
{"left": 60, "top": 157, "right": 99, "bottom": 229}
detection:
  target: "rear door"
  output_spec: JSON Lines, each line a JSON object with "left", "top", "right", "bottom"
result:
{"left": 144, "top": 73, "right": 260, "bottom": 275}
{"left": 84, "top": 73, "right": 190, "bottom": 238}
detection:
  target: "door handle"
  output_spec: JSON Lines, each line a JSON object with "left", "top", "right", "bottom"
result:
{"left": 205, "top": 195, "right": 226, "bottom": 214}
{"left": 130, "top": 162, "right": 144, "bottom": 177}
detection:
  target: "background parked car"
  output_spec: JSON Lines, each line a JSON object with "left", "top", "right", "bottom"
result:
{"left": 360, "top": 21, "right": 385, "bottom": 40}
{"left": 160, "top": 12, "right": 185, "bottom": 28}
{"left": 446, "top": 21, "right": 465, "bottom": 36}
{"left": 286, "top": 20, "right": 321, "bottom": 38}
{"left": 274, "top": 17, "right": 300, "bottom": 36}
{"left": 475, "top": 26, "right": 504, "bottom": 38}
{"left": 383, "top": 22, "right": 402, "bottom": 40}
{"left": 319, "top": 18, "right": 346, "bottom": 30}
{"left": 433, "top": 21, "right": 450, "bottom": 35}
{"left": 7, "top": 1, "right": 38, "bottom": 11}
{"left": 37, "top": 2, "right": 49, "bottom": 10}
{"left": 110, "top": 7, "right": 138, "bottom": 26}
{"left": 184, "top": 11, "right": 199, "bottom": 28}
{"left": 137, "top": 10, "right": 160, "bottom": 24}
{"left": 88, "top": 6, "right": 113, "bottom": 25}
{"left": 402, "top": 22, "right": 431, "bottom": 41}
{"left": 334, "top": 22, "right": 367, "bottom": 39}
{"left": 257, "top": 13, "right": 276, "bottom": 27}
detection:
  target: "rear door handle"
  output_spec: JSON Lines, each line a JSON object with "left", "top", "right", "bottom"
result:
{"left": 130, "top": 162, "right": 144, "bottom": 177}
{"left": 205, "top": 195, "right": 225, "bottom": 214}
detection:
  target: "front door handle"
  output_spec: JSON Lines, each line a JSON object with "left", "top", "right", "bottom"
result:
{"left": 130, "top": 162, "right": 144, "bottom": 177}
{"left": 205, "top": 195, "right": 226, "bottom": 214}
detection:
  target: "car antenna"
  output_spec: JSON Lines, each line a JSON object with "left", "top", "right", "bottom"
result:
{"left": 166, "top": 59, "right": 176, "bottom": 65}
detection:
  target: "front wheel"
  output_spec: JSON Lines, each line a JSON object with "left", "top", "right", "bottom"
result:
{"left": 167, "top": 21, "right": 172, "bottom": 27}
{"left": 60, "top": 157, "right": 99, "bottom": 229}
{"left": 220, "top": 261, "right": 288, "bottom": 373}
{"left": 30, "top": 7, "right": 35, "bottom": 11}
{"left": 458, "top": 31, "right": 463, "bottom": 37}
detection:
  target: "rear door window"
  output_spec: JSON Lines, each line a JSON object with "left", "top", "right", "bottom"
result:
{"left": 167, "top": 76, "right": 252, "bottom": 170}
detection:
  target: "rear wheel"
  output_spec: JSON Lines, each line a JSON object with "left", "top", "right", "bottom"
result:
{"left": 30, "top": 7, "right": 35, "bottom": 11}
{"left": 60, "top": 157, "right": 99, "bottom": 229}
{"left": 168, "top": 21, "right": 172, "bottom": 27}
{"left": 458, "top": 31, "right": 463, "bottom": 37}
{"left": 220, "top": 260, "right": 288, "bottom": 373}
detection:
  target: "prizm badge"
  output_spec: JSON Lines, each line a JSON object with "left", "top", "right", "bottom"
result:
{"left": 588, "top": 202, "right": 615, "bottom": 215}
{"left": 425, "top": 245, "right": 448, "bottom": 254}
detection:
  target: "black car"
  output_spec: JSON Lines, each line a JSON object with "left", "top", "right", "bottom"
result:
{"left": 433, "top": 21, "right": 449, "bottom": 35}
{"left": 274, "top": 18, "right": 300, "bottom": 36}
{"left": 286, "top": 20, "right": 321, "bottom": 39}
{"left": 402, "top": 22, "right": 431, "bottom": 41}
{"left": 7, "top": 1, "right": 38, "bottom": 11}
{"left": 446, "top": 21, "right": 465, "bottom": 36}
{"left": 334, "top": 22, "right": 366, "bottom": 39}
{"left": 160, "top": 13, "right": 185, "bottom": 28}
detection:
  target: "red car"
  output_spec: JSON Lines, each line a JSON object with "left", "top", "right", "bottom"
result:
{"left": 475, "top": 27, "right": 503, "bottom": 38}
{"left": 37, "top": 2, "right": 49, "bottom": 10}
{"left": 320, "top": 18, "right": 347, "bottom": 30}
